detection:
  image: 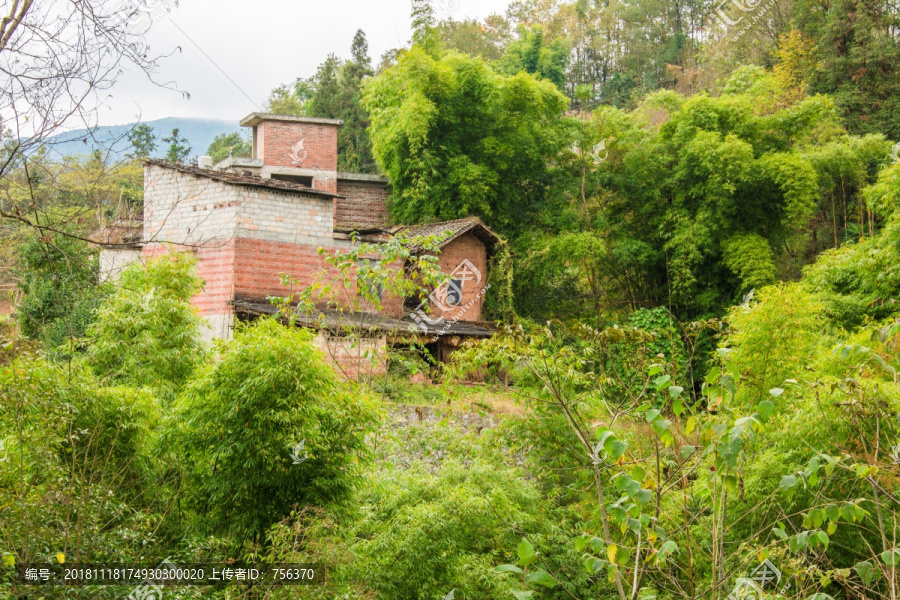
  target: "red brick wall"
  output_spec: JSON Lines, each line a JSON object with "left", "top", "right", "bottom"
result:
{"left": 335, "top": 180, "right": 390, "bottom": 229}
{"left": 432, "top": 232, "right": 488, "bottom": 322}
{"left": 143, "top": 242, "right": 236, "bottom": 316}
{"left": 257, "top": 121, "right": 338, "bottom": 172}
{"left": 231, "top": 238, "right": 405, "bottom": 317}
{"left": 233, "top": 238, "right": 330, "bottom": 301}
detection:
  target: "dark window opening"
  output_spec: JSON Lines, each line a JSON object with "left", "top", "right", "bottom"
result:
{"left": 271, "top": 174, "right": 313, "bottom": 187}
{"left": 446, "top": 279, "right": 463, "bottom": 306}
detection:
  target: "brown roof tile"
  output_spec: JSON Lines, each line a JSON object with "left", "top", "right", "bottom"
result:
{"left": 145, "top": 159, "right": 344, "bottom": 199}
{"left": 399, "top": 217, "right": 501, "bottom": 254}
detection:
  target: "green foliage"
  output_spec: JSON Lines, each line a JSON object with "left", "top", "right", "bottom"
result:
{"left": 15, "top": 234, "right": 109, "bottom": 350}
{"left": 721, "top": 233, "right": 777, "bottom": 291}
{"left": 351, "top": 460, "right": 551, "bottom": 598}
{"left": 266, "top": 78, "right": 316, "bottom": 116}
{"left": 498, "top": 25, "right": 568, "bottom": 90}
{"left": 161, "top": 128, "right": 191, "bottom": 163}
{"left": 863, "top": 161, "right": 900, "bottom": 219}
{"left": 727, "top": 283, "right": 825, "bottom": 397}
{"left": 0, "top": 359, "right": 164, "bottom": 573}
{"left": 436, "top": 17, "right": 510, "bottom": 61}
{"left": 87, "top": 251, "right": 206, "bottom": 397}
{"left": 363, "top": 46, "right": 570, "bottom": 229}
{"left": 267, "top": 30, "right": 377, "bottom": 173}
{"left": 482, "top": 239, "right": 516, "bottom": 322}
{"left": 795, "top": 0, "right": 900, "bottom": 139}
{"left": 521, "top": 68, "right": 887, "bottom": 321}
{"left": 803, "top": 216, "right": 900, "bottom": 328}
{"left": 175, "top": 319, "right": 380, "bottom": 540}
{"left": 126, "top": 124, "right": 157, "bottom": 159}
{"left": 205, "top": 131, "right": 250, "bottom": 163}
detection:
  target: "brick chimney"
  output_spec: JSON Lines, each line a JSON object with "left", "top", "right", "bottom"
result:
{"left": 239, "top": 113, "right": 343, "bottom": 193}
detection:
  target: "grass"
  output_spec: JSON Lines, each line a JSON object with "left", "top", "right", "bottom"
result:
{"left": 367, "top": 375, "right": 525, "bottom": 416}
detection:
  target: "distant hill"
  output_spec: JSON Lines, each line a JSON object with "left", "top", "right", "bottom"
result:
{"left": 40, "top": 117, "right": 244, "bottom": 162}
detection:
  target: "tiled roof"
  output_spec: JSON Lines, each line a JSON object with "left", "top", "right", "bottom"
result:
{"left": 145, "top": 159, "right": 344, "bottom": 200}
{"left": 232, "top": 299, "right": 495, "bottom": 338}
{"left": 398, "top": 217, "right": 501, "bottom": 253}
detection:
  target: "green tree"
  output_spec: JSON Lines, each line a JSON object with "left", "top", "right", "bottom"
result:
{"left": 206, "top": 131, "right": 251, "bottom": 164}
{"left": 0, "top": 359, "right": 165, "bottom": 570}
{"left": 268, "top": 31, "right": 377, "bottom": 172}
{"left": 410, "top": 0, "right": 437, "bottom": 48}
{"left": 126, "top": 124, "right": 157, "bottom": 159}
{"left": 87, "top": 251, "right": 206, "bottom": 398}
{"left": 363, "top": 47, "right": 570, "bottom": 229}
{"left": 266, "top": 78, "right": 316, "bottom": 116}
{"left": 307, "top": 32, "right": 377, "bottom": 173}
{"left": 519, "top": 68, "right": 890, "bottom": 321}
{"left": 15, "top": 234, "right": 108, "bottom": 350}
{"left": 498, "top": 25, "right": 569, "bottom": 91}
{"left": 795, "top": 0, "right": 900, "bottom": 139}
{"left": 175, "top": 318, "right": 380, "bottom": 540}
{"left": 436, "top": 16, "right": 511, "bottom": 61}
{"left": 162, "top": 128, "right": 192, "bottom": 163}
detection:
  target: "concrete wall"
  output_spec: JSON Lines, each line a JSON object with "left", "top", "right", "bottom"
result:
{"left": 235, "top": 187, "right": 335, "bottom": 245}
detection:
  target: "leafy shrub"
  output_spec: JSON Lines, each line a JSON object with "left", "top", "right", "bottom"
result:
{"left": 0, "top": 359, "right": 165, "bottom": 587}
{"left": 174, "top": 318, "right": 381, "bottom": 540}
{"left": 87, "top": 251, "right": 206, "bottom": 397}
{"left": 15, "top": 234, "right": 109, "bottom": 350}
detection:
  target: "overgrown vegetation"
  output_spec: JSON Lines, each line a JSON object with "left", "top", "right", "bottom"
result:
{"left": 3, "top": 0, "right": 900, "bottom": 599}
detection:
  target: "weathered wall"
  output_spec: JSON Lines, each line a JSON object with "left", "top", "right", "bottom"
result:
{"left": 143, "top": 165, "right": 241, "bottom": 247}
{"left": 335, "top": 180, "right": 390, "bottom": 230}
{"left": 314, "top": 333, "right": 388, "bottom": 380}
{"left": 235, "top": 187, "right": 334, "bottom": 245}
{"left": 232, "top": 238, "right": 330, "bottom": 302}
{"left": 432, "top": 232, "right": 489, "bottom": 322}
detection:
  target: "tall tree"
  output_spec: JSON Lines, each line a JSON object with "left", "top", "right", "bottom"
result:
{"left": 364, "top": 47, "right": 570, "bottom": 230}
{"left": 498, "top": 25, "right": 569, "bottom": 90}
{"left": 410, "top": 0, "right": 437, "bottom": 47}
{"left": 206, "top": 132, "right": 251, "bottom": 164}
{"left": 162, "top": 128, "right": 192, "bottom": 163}
{"left": 126, "top": 124, "right": 157, "bottom": 160}
{"left": 795, "top": 0, "right": 900, "bottom": 139}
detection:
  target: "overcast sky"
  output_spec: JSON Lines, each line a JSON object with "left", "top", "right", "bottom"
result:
{"left": 98, "top": 0, "right": 511, "bottom": 127}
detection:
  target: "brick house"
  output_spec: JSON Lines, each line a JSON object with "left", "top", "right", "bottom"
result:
{"left": 103, "top": 113, "right": 499, "bottom": 376}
